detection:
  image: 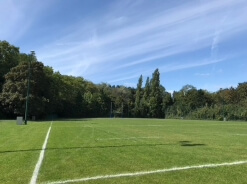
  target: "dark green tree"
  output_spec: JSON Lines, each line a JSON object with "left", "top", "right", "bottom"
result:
{"left": 97, "top": 84, "right": 112, "bottom": 117}
{"left": 149, "top": 69, "right": 163, "bottom": 118}
{"left": 134, "top": 75, "right": 143, "bottom": 117}
{"left": 237, "top": 82, "right": 247, "bottom": 102}
{"left": 0, "top": 61, "right": 49, "bottom": 118}
{"left": 0, "top": 41, "right": 20, "bottom": 91}
{"left": 162, "top": 90, "right": 173, "bottom": 118}
{"left": 140, "top": 77, "right": 151, "bottom": 117}
{"left": 110, "top": 86, "right": 132, "bottom": 117}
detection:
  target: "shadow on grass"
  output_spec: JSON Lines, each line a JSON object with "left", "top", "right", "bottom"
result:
{"left": 0, "top": 143, "right": 175, "bottom": 154}
{"left": 0, "top": 148, "right": 41, "bottom": 154}
{"left": 179, "top": 141, "right": 206, "bottom": 147}
{"left": 54, "top": 118, "right": 90, "bottom": 122}
{"left": 0, "top": 141, "right": 207, "bottom": 154}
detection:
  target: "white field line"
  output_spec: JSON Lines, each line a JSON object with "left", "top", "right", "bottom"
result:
{"left": 126, "top": 125, "right": 171, "bottom": 127}
{"left": 45, "top": 160, "right": 247, "bottom": 184}
{"left": 55, "top": 126, "right": 92, "bottom": 128}
{"left": 96, "top": 137, "right": 163, "bottom": 141}
{"left": 233, "top": 134, "right": 247, "bottom": 136}
{"left": 30, "top": 123, "right": 52, "bottom": 184}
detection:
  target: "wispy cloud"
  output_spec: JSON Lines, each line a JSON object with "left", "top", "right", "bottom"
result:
{"left": 34, "top": 0, "right": 246, "bottom": 78}
{"left": 160, "top": 58, "right": 227, "bottom": 74}
{"left": 195, "top": 73, "right": 211, "bottom": 77}
{"left": 1, "top": 0, "right": 247, "bottom": 89}
{"left": 0, "top": 0, "right": 55, "bottom": 43}
{"left": 108, "top": 58, "right": 227, "bottom": 84}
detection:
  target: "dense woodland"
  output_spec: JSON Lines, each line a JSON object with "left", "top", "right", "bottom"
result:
{"left": 1, "top": 40, "right": 247, "bottom": 121}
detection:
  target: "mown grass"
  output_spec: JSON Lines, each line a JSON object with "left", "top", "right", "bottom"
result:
{"left": 40, "top": 119, "right": 247, "bottom": 184}
{"left": 0, "top": 120, "right": 50, "bottom": 184}
{"left": 1, "top": 119, "right": 247, "bottom": 183}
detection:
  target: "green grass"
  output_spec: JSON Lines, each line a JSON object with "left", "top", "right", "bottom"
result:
{"left": 0, "top": 120, "right": 50, "bottom": 184}
{"left": 1, "top": 119, "right": 247, "bottom": 184}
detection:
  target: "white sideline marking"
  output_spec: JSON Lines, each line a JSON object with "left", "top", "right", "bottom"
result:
{"left": 45, "top": 160, "right": 247, "bottom": 184}
{"left": 234, "top": 134, "right": 247, "bottom": 136}
{"left": 126, "top": 125, "right": 170, "bottom": 127}
{"left": 96, "top": 137, "right": 162, "bottom": 141}
{"left": 30, "top": 123, "right": 52, "bottom": 184}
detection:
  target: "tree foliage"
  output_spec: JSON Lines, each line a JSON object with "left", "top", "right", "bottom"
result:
{"left": 0, "top": 41, "right": 20, "bottom": 91}
{"left": 149, "top": 69, "right": 163, "bottom": 118}
{"left": 0, "top": 60, "right": 49, "bottom": 118}
{"left": 0, "top": 41, "right": 247, "bottom": 121}
{"left": 134, "top": 75, "right": 143, "bottom": 117}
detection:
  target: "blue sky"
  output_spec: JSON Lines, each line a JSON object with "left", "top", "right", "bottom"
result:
{"left": 1, "top": 0, "right": 247, "bottom": 92}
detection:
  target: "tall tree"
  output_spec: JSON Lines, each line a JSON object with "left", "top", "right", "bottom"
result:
{"left": 140, "top": 77, "right": 151, "bottom": 117}
{"left": 149, "top": 69, "right": 163, "bottom": 118}
{"left": 134, "top": 75, "right": 143, "bottom": 117}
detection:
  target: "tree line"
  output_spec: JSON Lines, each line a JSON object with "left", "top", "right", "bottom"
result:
{"left": 0, "top": 40, "right": 247, "bottom": 121}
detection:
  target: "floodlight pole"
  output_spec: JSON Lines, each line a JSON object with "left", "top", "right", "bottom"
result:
{"left": 122, "top": 102, "right": 123, "bottom": 118}
{"left": 24, "top": 51, "right": 33, "bottom": 125}
{"left": 110, "top": 101, "right": 113, "bottom": 118}
{"left": 128, "top": 101, "right": 129, "bottom": 117}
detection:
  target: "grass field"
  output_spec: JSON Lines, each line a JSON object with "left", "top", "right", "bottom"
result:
{"left": 1, "top": 118, "right": 247, "bottom": 184}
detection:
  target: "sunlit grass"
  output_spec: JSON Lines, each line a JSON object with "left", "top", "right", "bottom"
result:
{"left": 0, "top": 121, "right": 50, "bottom": 184}
{"left": 1, "top": 119, "right": 247, "bottom": 183}
{"left": 40, "top": 119, "right": 247, "bottom": 183}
